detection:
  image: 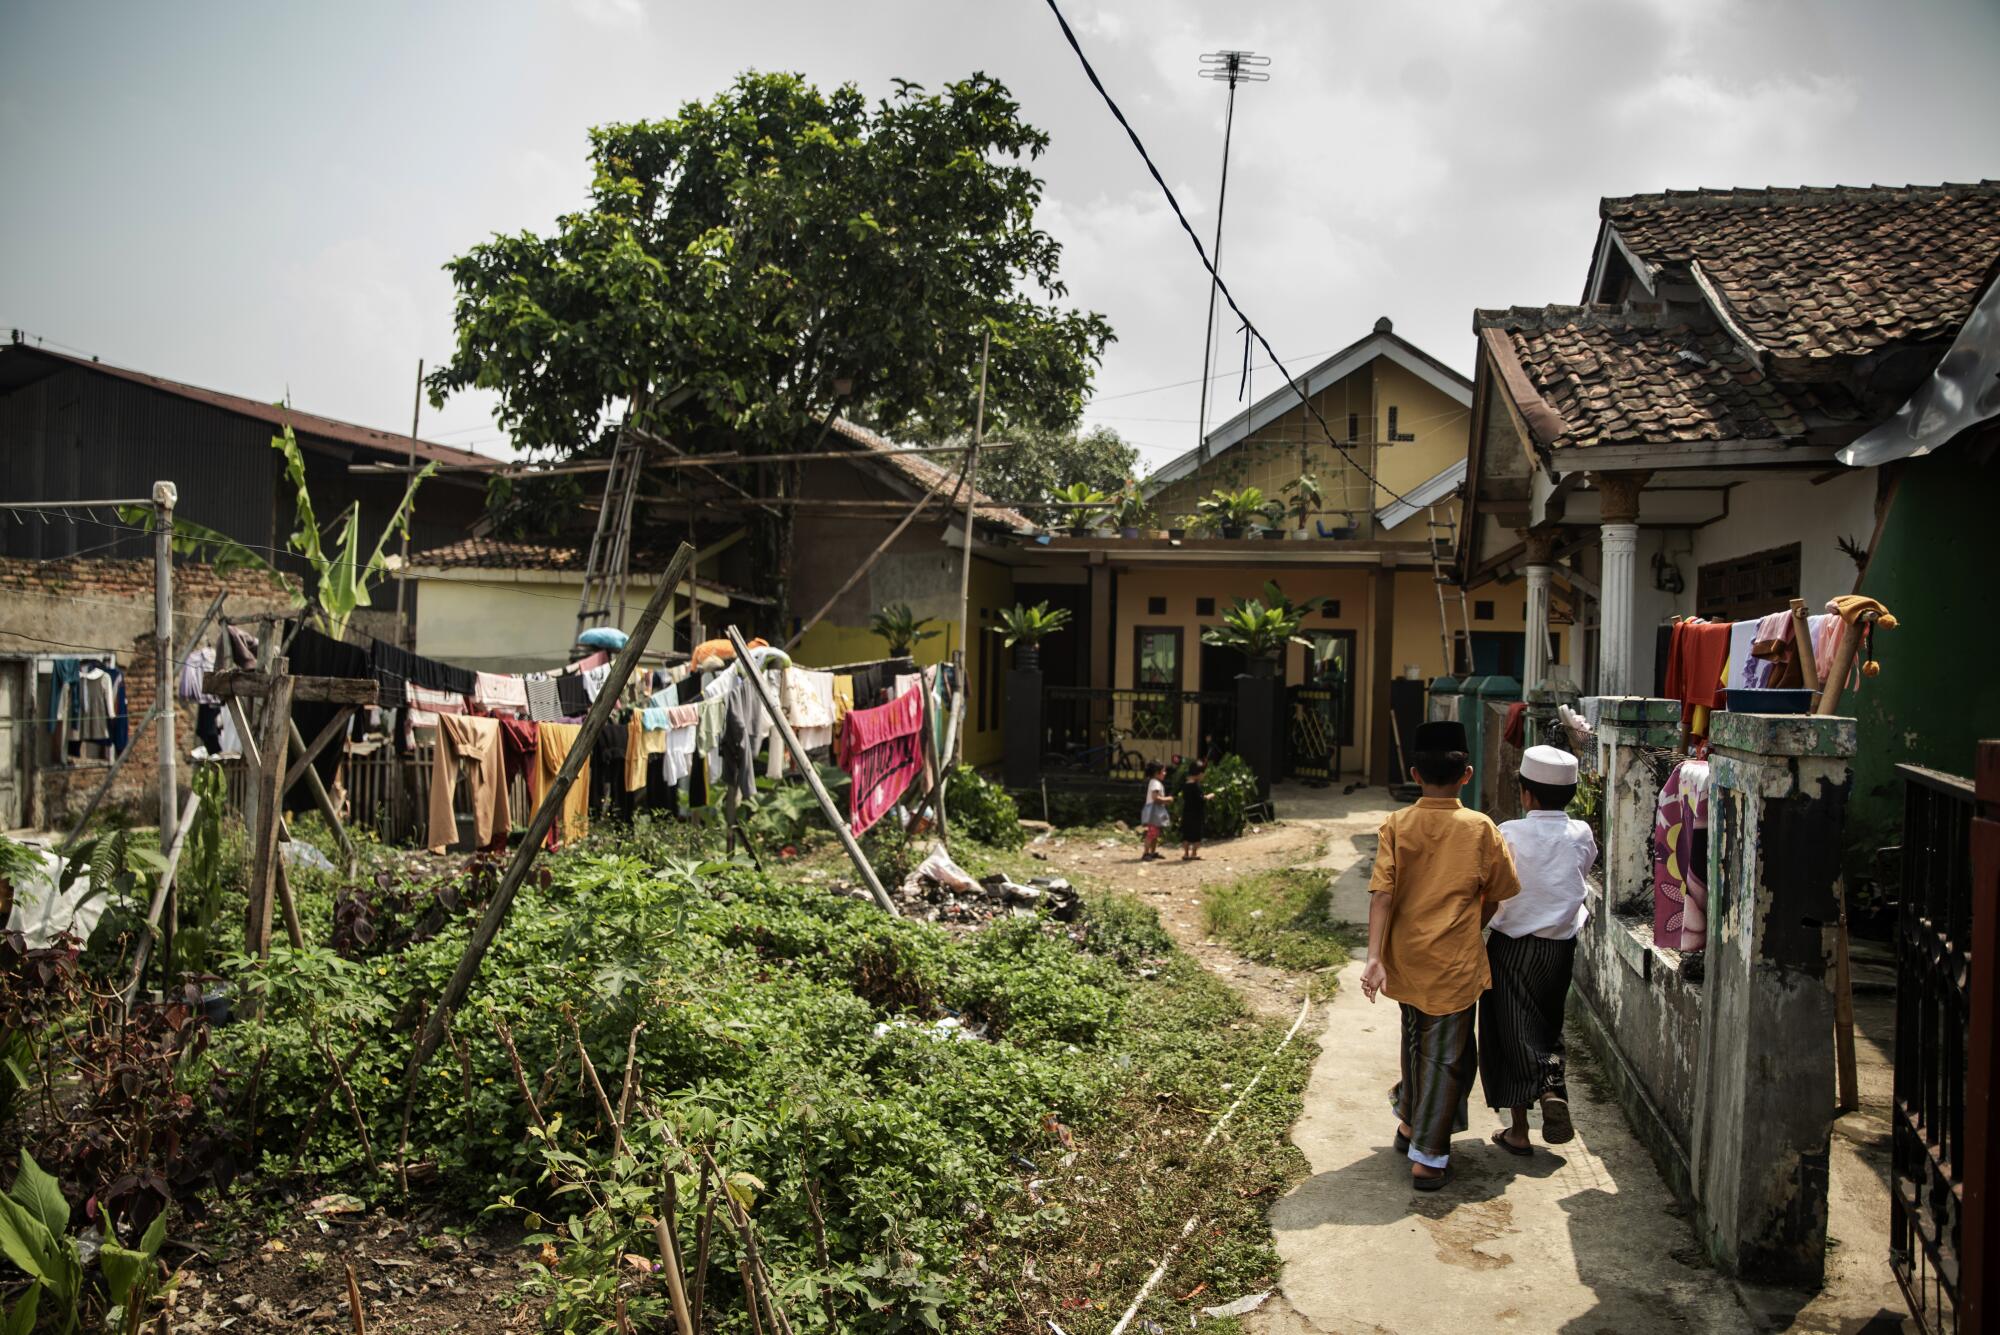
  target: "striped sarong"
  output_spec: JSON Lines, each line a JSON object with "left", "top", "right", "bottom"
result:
{"left": 1390, "top": 1003, "right": 1476, "bottom": 1166}
{"left": 1478, "top": 932, "right": 1577, "bottom": 1111}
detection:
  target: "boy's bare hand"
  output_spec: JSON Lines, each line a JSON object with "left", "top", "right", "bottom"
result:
{"left": 1360, "top": 959, "right": 1386, "bottom": 1002}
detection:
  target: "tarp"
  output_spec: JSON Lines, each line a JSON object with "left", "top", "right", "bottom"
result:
{"left": 1840, "top": 265, "right": 2000, "bottom": 467}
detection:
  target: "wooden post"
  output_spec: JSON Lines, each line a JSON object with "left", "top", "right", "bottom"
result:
{"left": 245, "top": 662, "right": 294, "bottom": 966}
{"left": 151, "top": 480, "right": 179, "bottom": 974}
{"left": 1788, "top": 599, "right": 1820, "bottom": 694}
{"left": 953, "top": 329, "right": 990, "bottom": 665}
{"left": 288, "top": 713, "right": 358, "bottom": 869}
{"left": 222, "top": 696, "right": 310, "bottom": 953}
{"left": 402, "top": 543, "right": 697, "bottom": 1086}
{"left": 1815, "top": 610, "right": 1880, "bottom": 716}
{"left": 725, "top": 626, "right": 897, "bottom": 916}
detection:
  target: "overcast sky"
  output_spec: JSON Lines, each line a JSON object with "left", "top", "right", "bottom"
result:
{"left": 3, "top": 0, "right": 1996, "bottom": 473}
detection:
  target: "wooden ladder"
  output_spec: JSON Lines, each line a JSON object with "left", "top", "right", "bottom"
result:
{"left": 574, "top": 416, "right": 647, "bottom": 639}
{"left": 1426, "top": 504, "right": 1473, "bottom": 675}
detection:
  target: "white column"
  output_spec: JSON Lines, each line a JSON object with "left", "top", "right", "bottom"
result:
{"left": 1596, "top": 522, "right": 1638, "bottom": 696}
{"left": 1523, "top": 563, "right": 1552, "bottom": 692}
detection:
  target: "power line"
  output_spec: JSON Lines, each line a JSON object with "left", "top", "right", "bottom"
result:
{"left": 1040, "top": 0, "right": 1418, "bottom": 508}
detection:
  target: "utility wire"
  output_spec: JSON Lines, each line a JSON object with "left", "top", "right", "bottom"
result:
{"left": 1041, "top": 0, "right": 1418, "bottom": 507}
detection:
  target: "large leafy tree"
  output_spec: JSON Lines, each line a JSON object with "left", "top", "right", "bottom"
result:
{"left": 977, "top": 423, "right": 1137, "bottom": 524}
{"left": 429, "top": 71, "right": 1114, "bottom": 457}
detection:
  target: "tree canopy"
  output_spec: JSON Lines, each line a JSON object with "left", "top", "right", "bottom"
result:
{"left": 430, "top": 71, "right": 1114, "bottom": 456}
{"left": 978, "top": 423, "right": 1138, "bottom": 524}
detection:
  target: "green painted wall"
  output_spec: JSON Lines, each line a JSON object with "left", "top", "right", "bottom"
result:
{"left": 1848, "top": 442, "right": 2000, "bottom": 861}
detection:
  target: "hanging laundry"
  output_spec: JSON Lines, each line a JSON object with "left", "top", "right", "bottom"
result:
{"left": 555, "top": 672, "right": 592, "bottom": 719}
{"left": 1746, "top": 610, "right": 1796, "bottom": 689}
{"left": 429, "top": 714, "right": 509, "bottom": 854}
{"left": 591, "top": 718, "right": 632, "bottom": 820}
{"left": 625, "top": 712, "right": 666, "bottom": 792}
{"left": 523, "top": 674, "right": 564, "bottom": 723}
{"left": 406, "top": 685, "right": 467, "bottom": 730}
{"left": 662, "top": 723, "right": 698, "bottom": 786}
{"left": 224, "top": 624, "right": 260, "bottom": 668}
{"left": 46, "top": 658, "right": 81, "bottom": 732}
{"left": 473, "top": 671, "right": 530, "bottom": 715}
{"left": 179, "top": 645, "right": 218, "bottom": 704}
{"left": 569, "top": 650, "right": 611, "bottom": 674}
{"left": 831, "top": 675, "right": 854, "bottom": 724}
{"left": 1653, "top": 759, "right": 1710, "bottom": 951}
{"left": 1663, "top": 619, "right": 1732, "bottom": 732}
{"left": 370, "top": 640, "right": 475, "bottom": 708}
{"left": 497, "top": 716, "right": 539, "bottom": 788}
{"left": 533, "top": 723, "right": 590, "bottom": 847}
{"left": 839, "top": 688, "right": 926, "bottom": 837}
{"left": 287, "top": 623, "right": 369, "bottom": 809}
{"left": 784, "top": 668, "right": 837, "bottom": 753}
{"left": 580, "top": 661, "right": 611, "bottom": 703}
{"left": 76, "top": 664, "right": 116, "bottom": 757}
{"left": 1723, "top": 620, "right": 1758, "bottom": 693}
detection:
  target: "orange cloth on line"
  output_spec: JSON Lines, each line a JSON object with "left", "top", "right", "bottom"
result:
{"left": 428, "top": 714, "right": 509, "bottom": 854}
{"left": 533, "top": 722, "right": 590, "bottom": 848}
{"left": 1368, "top": 796, "right": 1522, "bottom": 1017}
{"left": 689, "top": 636, "right": 768, "bottom": 674}
{"left": 625, "top": 712, "right": 665, "bottom": 792}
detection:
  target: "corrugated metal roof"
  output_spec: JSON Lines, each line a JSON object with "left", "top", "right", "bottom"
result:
{"left": 0, "top": 344, "right": 495, "bottom": 467}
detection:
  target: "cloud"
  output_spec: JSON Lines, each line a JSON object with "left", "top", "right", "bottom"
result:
{"left": 560, "top": 0, "right": 646, "bottom": 32}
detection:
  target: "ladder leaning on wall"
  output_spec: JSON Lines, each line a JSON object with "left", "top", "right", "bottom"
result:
{"left": 574, "top": 413, "right": 647, "bottom": 639}
{"left": 1426, "top": 504, "right": 1473, "bottom": 676}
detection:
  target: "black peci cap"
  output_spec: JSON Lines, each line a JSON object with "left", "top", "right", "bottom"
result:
{"left": 1413, "top": 720, "right": 1469, "bottom": 752}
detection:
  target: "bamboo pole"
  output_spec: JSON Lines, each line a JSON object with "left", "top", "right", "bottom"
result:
{"left": 1815, "top": 610, "right": 1877, "bottom": 715}
{"left": 401, "top": 543, "right": 697, "bottom": 1085}
{"left": 224, "top": 697, "right": 308, "bottom": 952}
{"left": 1788, "top": 599, "right": 1820, "bottom": 694}
{"left": 724, "top": 626, "right": 897, "bottom": 915}
{"left": 118, "top": 789, "right": 204, "bottom": 1011}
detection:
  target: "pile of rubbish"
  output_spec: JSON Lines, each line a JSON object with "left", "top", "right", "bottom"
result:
{"left": 889, "top": 843, "right": 1080, "bottom": 926}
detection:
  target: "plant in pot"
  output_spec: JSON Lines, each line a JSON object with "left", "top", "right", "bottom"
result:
{"left": 1260, "top": 499, "right": 1288, "bottom": 539}
{"left": 1167, "top": 512, "right": 1198, "bottom": 540}
{"left": 994, "top": 600, "right": 1073, "bottom": 670}
{"left": 1054, "top": 483, "right": 1111, "bottom": 537}
{"left": 1282, "top": 473, "right": 1323, "bottom": 539}
{"left": 1196, "top": 486, "right": 1269, "bottom": 539}
{"left": 1201, "top": 596, "right": 1307, "bottom": 675}
{"left": 1107, "top": 490, "right": 1152, "bottom": 539}
{"left": 870, "top": 602, "right": 941, "bottom": 657}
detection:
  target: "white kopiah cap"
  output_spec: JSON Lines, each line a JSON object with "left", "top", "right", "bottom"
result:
{"left": 1520, "top": 744, "right": 1579, "bottom": 785}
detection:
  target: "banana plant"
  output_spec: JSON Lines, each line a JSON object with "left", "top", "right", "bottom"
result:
{"left": 122, "top": 421, "right": 435, "bottom": 640}
{"left": 0, "top": 1151, "right": 82, "bottom": 1335}
{"left": 992, "top": 601, "right": 1072, "bottom": 647}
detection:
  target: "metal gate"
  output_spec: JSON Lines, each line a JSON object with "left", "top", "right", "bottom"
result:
{"left": 1890, "top": 752, "right": 1998, "bottom": 1334}
{"left": 1287, "top": 685, "right": 1343, "bottom": 781}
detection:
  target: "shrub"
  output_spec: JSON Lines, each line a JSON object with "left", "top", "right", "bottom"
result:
{"left": 1171, "top": 752, "right": 1258, "bottom": 841}
{"left": 947, "top": 766, "right": 1023, "bottom": 849}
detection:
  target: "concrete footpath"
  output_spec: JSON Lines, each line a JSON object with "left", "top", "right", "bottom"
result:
{"left": 1249, "top": 794, "right": 1749, "bottom": 1333}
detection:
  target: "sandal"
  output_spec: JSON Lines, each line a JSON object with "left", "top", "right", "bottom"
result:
{"left": 1393, "top": 1129, "right": 1410, "bottom": 1154}
{"left": 1492, "top": 1130, "right": 1533, "bottom": 1158}
{"left": 1412, "top": 1164, "right": 1451, "bottom": 1192}
{"left": 1540, "top": 1095, "right": 1575, "bottom": 1145}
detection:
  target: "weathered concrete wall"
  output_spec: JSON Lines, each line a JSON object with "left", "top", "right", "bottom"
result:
{"left": 1571, "top": 697, "right": 1702, "bottom": 1197}
{"left": 1572, "top": 700, "right": 1850, "bottom": 1288}
{"left": 1693, "top": 710, "right": 1850, "bottom": 1286}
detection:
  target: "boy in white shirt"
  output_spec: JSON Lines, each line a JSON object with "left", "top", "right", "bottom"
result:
{"left": 1479, "top": 745, "right": 1595, "bottom": 1155}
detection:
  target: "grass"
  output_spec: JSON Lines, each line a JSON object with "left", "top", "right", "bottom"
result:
{"left": 1201, "top": 867, "right": 1360, "bottom": 996}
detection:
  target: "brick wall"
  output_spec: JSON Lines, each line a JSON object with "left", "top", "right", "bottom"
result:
{"left": 0, "top": 556, "right": 299, "bottom": 829}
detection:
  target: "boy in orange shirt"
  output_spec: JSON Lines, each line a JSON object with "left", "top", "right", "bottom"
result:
{"left": 1360, "top": 720, "right": 1521, "bottom": 1190}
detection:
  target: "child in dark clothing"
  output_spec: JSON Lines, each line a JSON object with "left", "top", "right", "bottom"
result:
{"left": 1179, "top": 760, "right": 1207, "bottom": 861}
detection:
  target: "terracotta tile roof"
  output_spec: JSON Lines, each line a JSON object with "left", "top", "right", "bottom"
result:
{"left": 1475, "top": 305, "right": 1862, "bottom": 450}
{"left": 1601, "top": 182, "right": 2000, "bottom": 367}
{"left": 0, "top": 345, "right": 496, "bottom": 467}
{"left": 828, "top": 418, "right": 1034, "bottom": 531}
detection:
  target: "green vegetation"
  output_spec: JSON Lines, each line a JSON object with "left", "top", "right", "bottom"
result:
{"left": 992, "top": 601, "right": 1072, "bottom": 648}
{"left": 1201, "top": 868, "right": 1357, "bottom": 995}
{"left": 946, "top": 766, "right": 1025, "bottom": 850}
{"left": 1170, "top": 754, "right": 1259, "bottom": 842}
{"left": 869, "top": 602, "right": 941, "bottom": 657}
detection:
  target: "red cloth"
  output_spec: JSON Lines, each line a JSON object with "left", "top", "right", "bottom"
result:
{"left": 497, "top": 717, "right": 540, "bottom": 787}
{"left": 1503, "top": 700, "right": 1527, "bottom": 748}
{"left": 1665, "top": 621, "right": 1733, "bottom": 725}
{"left": 840, "top": 689, "right": 925, "bottom": 837}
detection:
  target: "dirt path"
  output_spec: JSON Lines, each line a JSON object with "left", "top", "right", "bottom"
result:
{"left": 1031, "top": 817, "right": 1323, "bottom": 1019}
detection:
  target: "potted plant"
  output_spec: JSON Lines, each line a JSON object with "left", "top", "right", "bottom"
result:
{"left": 1167, "top": 513, "right": 1197, "bottom": 540}
{"left": 1196, "top": 486, "right": 1270, "bottom": 539}
{"left": 1054, "top": 483, "right": 1110, "bottom": 536}
{"left": 1260, "top": 500, "right": 1288, "bottom": 539}
{"left": 994, "top": 600, "right": 1073, "bottom": 670}
{"left": 1282, "top": 473, "right": 1323, "bottom": 539}
{"left": 1107, "top": 490, "right": 1152, "bottom": 539}
{"left": 870, "top": 602, "right": 941, "bottom": 657}
{"left": 1201, "top": 598, "right": 1305, "bottom": 675}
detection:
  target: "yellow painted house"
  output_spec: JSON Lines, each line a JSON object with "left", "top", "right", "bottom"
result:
{"left": 985, "top": 319, "right": 1563, "bottom": 783}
